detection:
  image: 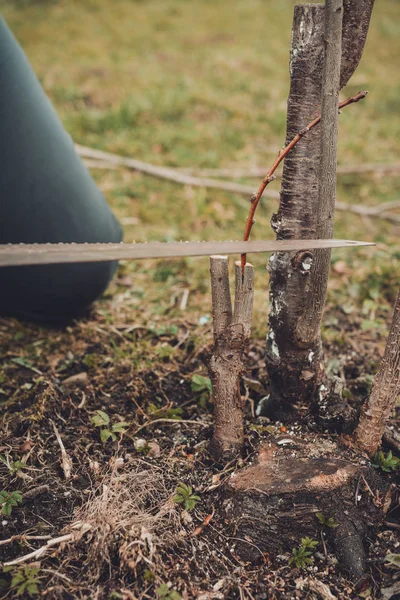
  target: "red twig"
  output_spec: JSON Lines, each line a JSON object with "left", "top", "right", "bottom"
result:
{"left": 240, "top": 90, "right": 368, "bottom": 273}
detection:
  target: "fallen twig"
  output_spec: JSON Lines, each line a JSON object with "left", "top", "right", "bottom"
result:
{"left": 76, "top": 144, "right": 279, "bottom": 200}
{"left": 50, "top": 420, "right": 72, "bottom": 481}
{"left": 78, "top": 143, "right": 400, "bottom": 225}
{"left": 182, "top": 162, "right": 400, "bottom": 179}
{"left": 240, "top": 90, "right": 368, "bottom": 272}
{"left": 3, "top": 522, "right": 91, "bottom": 566}
{"left": 132, "top": 418, "right": 209, "bottom": 436}
{"left": 0, "top": 534, "right": 51, "bottom": 547}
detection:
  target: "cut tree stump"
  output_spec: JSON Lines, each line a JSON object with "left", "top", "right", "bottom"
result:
{"left": 208, "top": 257, "right": 254, "bottom": 461}
{"left": 223, "top": 437, "right": 391, "bottom": 581}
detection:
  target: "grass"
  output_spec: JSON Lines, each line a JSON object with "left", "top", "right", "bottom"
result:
{"left": 2, "top": 0, "right": 400, "bottom": 333}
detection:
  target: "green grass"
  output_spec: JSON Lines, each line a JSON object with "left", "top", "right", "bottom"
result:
{"left": 2, "top": 0, "right": 400, "bottom": 334}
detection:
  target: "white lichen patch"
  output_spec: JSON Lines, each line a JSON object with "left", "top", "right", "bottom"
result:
{"left": 267, "top": 329, "right": 280, "bottom": 359}
{"left": 300, "top": 256, "right": 313, "bottom": 273}
{"left": 308, "top": 351, "right": 315, "bottom": 364}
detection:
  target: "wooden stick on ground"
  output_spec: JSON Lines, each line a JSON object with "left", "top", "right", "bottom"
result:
{"left": 208, "top": 258, "right": 254, "bottom": 460}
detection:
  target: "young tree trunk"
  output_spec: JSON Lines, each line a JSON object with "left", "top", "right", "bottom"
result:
{"left": 354, "top": 289, "right": 400, "bottom": 456}
{"left": 208, "top": 258, "right": 254, "bottom": 460}
{"left": 265, "top": 1, "right": 375, "bottom": 420}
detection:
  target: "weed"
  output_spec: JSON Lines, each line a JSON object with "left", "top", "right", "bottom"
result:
{"left": 289, "top": 537, "right": 318, "bottom": 569}
{"left": 90, "top": 410, "right": 129, "bottom": 443}
{"left": 3, "top": 565, "right": 41, "bottom": 597}
{"left": 316, "top": 512, "right": 339, "bottom": 529}
{"left": 143, "top": 569, "right": 156, "bottom": 583}
{"left": 147, "top": 402, "right": 183, "bottom": 421}
{"left": 155, "top": 344, "right": 175, "bottom": 361}
{"left": 173, "top": 482, "right": 200, "bottom": 511}
{"left": 83, "top": 353, "right": 99, "bottom": 369}
{"left": 190, "top": 374, "right": 212, "bottom": 409}
{"left": 371, "top": 450, "right": 400, "bottom": 472}
{"left": 385, "top": 553, "right": 400, "bottom": 568}
{"left": 0, "top": 454, "right": 27, "bottom": 476}
{"left": 156, "top": 583, "right": 181, "bottom": 600}
{"left": 0, "top": 490, "right": 23, "bottom": 516}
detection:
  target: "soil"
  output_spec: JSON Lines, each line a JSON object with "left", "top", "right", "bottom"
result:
{"left": 0, "top": 295, "right": 399, "bottom": 600}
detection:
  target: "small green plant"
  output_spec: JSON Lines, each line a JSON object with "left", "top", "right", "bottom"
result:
{"left": 0, "top": 454, "right": 26, "bottom": 476}
{"left": 0, "top": 490, "right": 23, "bottom": 516}
{"left": 82, "top": 353, "right": 99, "bottom": 369}
{"left": 371, "top": 450, "right": 400, "bottom": 473}
{"left": 289, "top": 537, "right": 318, "bottom": 568}
{"left": 316, "top": 512, "right": 339, "bottom": 529}
{"left": 143, "top": 569, "right": 156, "bottom": 583}
{"left": 156, "top": 583, "right": 181, "bottom": 600}
{"left": 90, "top": 410, "right": 129, "bottom": 443}
{"left": 385, "top": 553, "right": 400, "bottom": 568}
{"left": 147, "top": 401, "right": 183, "bottom": 421}
{"left": 173, "top": 482, "right": 200, "bottom": 511}
{"left": 3, "top": 565, "right": 41, "bottom": 596}
{"left": 155, "top": 344, "right": 175, "bottom": 361}
{"left": 190, "top": 374, "right": 212, "bottom": 408}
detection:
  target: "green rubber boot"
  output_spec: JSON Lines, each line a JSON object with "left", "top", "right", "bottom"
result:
{"left": 0, "top": 18, "right": 122, "bottom": 322}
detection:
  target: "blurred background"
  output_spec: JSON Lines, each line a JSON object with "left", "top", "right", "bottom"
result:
{"left": 2, "top": 0, "right": 400, "bottom": 334}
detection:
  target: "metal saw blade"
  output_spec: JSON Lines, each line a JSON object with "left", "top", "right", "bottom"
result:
{"left": 0, "top": 239, "right": 374, "bottom": 267}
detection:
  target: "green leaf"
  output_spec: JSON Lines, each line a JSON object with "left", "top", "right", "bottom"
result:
{"left": 100, "top": 429, "right": 114, "bottom": 443}
{"left": 156, "top": 584, "right": 170, "bottom": 597}
{"left": 111, "top": 421, "right": 129, "bottom": 433}
{"left": 191, "top": 375, "right": 212, "bottom": 394}
{"left": 385, "top": 553, "right": 400, "bottom": 568}
{"left": 90, "top": 410, "right": 110, "bottom": 427}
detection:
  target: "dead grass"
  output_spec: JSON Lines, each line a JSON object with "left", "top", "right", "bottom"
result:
{"left": 68, "top": 463, "right": 181, "bottom": 589}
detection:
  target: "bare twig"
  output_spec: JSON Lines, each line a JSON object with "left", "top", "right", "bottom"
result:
{"left": 3, "top": 523, "right": 92, "bottom": 566}
{"left": 50, "top": 420, "right": 72, "bottom": 481}
{"left": 0, "top": 535, "right": 51, "bottom": 547}
{"left": 240, "top": 90, "right": 368, "bottom": 272}
{"left": 182, "top": 162, "right": 400, "bottom": 179}
{"left": 75, "top": 144, "right": 279, "bottom": 200}
{"left": 78, "top": 145, "right": 400, "bottom": 224}
{"left": 132, "top": 418, "right": 208, "bottom": 436}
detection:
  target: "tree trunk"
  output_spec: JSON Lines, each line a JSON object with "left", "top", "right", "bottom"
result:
{"left": 265, "top": 1, "right": 375, "bottom": 420}
{"left": 354, "top": 289, "right": 400, "bottom": 456}
{"left": 209, "top": 258, "right": 254, "bottom": 460}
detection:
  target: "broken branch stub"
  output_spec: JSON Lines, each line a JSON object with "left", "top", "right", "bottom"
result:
{"left": 209, "top": 258, "right": 254, "bottom": 460}
{"left": 354, "top": 289, "right": 400, "bottom": 456}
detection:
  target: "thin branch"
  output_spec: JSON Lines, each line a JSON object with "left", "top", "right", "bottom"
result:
{"left": 50, "top": 420, "right": 72, "bottom": 481}
{"left": 132, "top": 418, "right": 208, "bottom": 436}
{"left": 78, "top": 144, "right": 400, "bottom": 223}
{"left": 180, "top": 162, "right": 400, "bottom": 179}
{"left": 3, "top": 523, "right": 92, "bottom": 567}
{"left": 76, "top": 144, "right": 279, "bottom": 200}
{"left": 240, "top": 90, "right": 368, "bottom": 272}
{"left": 0, "top": 535, "right": 52, "bottom": 547}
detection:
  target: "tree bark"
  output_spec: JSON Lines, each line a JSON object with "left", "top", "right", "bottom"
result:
{"left": 209, "top": 258, "right": 254, "bottom": 460}
{"left": 354, "top": 290, "right": 400, "bottom": 456}
{"left": 265, "top": 1, "right": 375, "bottom": 419}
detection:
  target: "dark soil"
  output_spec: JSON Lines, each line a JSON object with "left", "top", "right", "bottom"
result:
{"left": 0, "top": 300, "right": 399, "bottom": 599}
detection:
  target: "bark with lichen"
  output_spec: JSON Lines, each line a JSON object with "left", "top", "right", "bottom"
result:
{"left": 265, "top": 1, "right": 375, "bottom": 421}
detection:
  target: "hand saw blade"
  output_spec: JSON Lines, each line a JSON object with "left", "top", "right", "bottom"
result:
{"left": 0, "top": 239, "right": 373, "bottom": 267}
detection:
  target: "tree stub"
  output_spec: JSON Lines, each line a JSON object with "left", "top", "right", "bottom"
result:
{"left": 223, "top": 438, "right": 390, "bottom": 581}
{"left": 209, "top": 257, "right": 254, "bottom": 461}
